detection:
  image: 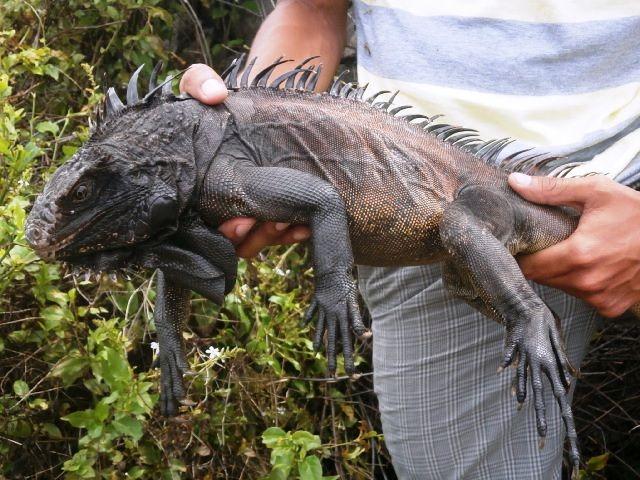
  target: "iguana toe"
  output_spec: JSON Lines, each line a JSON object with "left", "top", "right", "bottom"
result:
{"left": 307, "top": 276, "right": 362, "bottom": 375}
{"left": 504, "top": 305, "right": 580, "bottom": 470}
{"left": 158, "top": 347, "right": 190, "bottom": 416}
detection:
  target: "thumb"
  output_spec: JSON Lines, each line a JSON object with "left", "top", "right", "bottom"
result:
{"left": 179, "top": 63, "right": 228, "bottom": 105}
{"left": 508, "top": 172, "right": 593, "bottom": 210}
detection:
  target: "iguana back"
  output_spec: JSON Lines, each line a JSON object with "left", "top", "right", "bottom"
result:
{"left": 201, "top": 82, "right": 575, "bottom": 266}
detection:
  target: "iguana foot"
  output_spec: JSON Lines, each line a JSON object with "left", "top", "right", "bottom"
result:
{"left": 157, "top": 345, "right": 193, "bottom": 416}
{"left": 501, "top": 304, "right": 579, "bottom": 471}
{"left": 304, "top": 272, "right": 369, "bottom": 374}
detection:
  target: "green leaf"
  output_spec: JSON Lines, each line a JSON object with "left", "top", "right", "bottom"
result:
{"left": 95, "top": 346, "right": 131, "bottom": 389}
{"left": 94, "top": 401, "right": 109, "bottom": 422}
{"left": 586, "top": 453, "right": 609, "bottom": 472}
{"left": 344, "top": 446, "right": 364, "bottom": 460}
{"left": 41, "top": 422, "right": 63, "bottom": 439}
{"left": 7, "top": 245, "right": 37, "bottom": 265}
{"left": 298, "top": 455, "right": 322, "bottom": 480}
{"left": 62, "top": 449, "right": 96, "bottom": 478}
{"left": 291, "top": 430, "right": 321, "bottom": 454}
{"left": 35, "top": 120, "right": 59, "bottom": 135}
{"left": 126, "top": 466, "right": 147, "bottom": 479}
{"left": 40, "top": 305, "right": 67, "bottom": 331}
{"left": 62, "top": 409, "right": 94, "bottom": 428}
{"left": 50, "top": 353, "right": 90, "bottom": 386}
{"left": 28, "top": 398, "right": 48, "bottom": 410}
{"left": 262, "top": 427, "right": 286, "bottom": 447}
{"left": 4, "top": 418, "right": 32, "bottom": 437}
{"left": 42, "top": 64, "right": 60, "bottom": 80}
{"left": 112, "top": 416, "right": 143, "bottom": 441}
{"left": 270, "top": 450, "right": 294, "bottom": 480}
{"left": 168, "top": 458, "right": 187, "bottom": 472}
{"left": 12, "top": 379, "right": 29, "bottom": 397}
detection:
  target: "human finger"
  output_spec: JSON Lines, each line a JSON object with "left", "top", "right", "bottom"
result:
{"left": 179, "top": 63, "right": 228, "bottom": 104}
{"left": 217, "top": 217, "right": 257, "bottom": 245}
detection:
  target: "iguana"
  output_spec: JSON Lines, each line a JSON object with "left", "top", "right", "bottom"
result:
{"left": 24, "top": 56, "right": 639, "bottom": 471}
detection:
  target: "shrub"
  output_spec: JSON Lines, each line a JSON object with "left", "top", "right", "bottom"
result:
{"left": 0, "top": 2, "right": 384, "bottom": 478}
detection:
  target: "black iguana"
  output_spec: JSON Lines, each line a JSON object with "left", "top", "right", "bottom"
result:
{"left": 25, "top": 57, "right": 637, "bottom": 471}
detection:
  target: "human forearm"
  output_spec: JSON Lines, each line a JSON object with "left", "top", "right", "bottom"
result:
{"left": 249, "top": 0, "right": 348, "bottom": 91}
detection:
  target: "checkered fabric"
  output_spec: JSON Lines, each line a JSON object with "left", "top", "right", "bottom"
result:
{"left": 358, "top": 263, "right": 598, "bottom": 480}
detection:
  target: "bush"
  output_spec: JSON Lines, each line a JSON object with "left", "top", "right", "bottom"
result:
{"left": 0, "top": 2, "right": 384, "bottom": 478}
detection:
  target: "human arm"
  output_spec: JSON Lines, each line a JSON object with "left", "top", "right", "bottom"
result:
{"left": 509, "top": 172, "right": 640, "bottom": 317}
{"left": 179, "top": 0, "right": 349, "bottom": 257}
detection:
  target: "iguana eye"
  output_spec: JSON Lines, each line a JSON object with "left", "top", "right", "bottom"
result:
{"left": 72, "top": 182, "right": 91, "bottom": 203}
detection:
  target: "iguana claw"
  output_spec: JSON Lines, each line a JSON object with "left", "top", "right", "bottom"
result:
{"left": 158, "top": 344, "right": 191, "bottom": 416}
{"left": 304, "top": 273, "right": 368, "bottom": 374}
{"left": 502, "top": 306, "right": 580, "bottom": 472}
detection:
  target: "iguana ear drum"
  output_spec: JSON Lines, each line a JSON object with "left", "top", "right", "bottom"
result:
{"left": 147, "top": 194, "right": 179, "bottom": 235}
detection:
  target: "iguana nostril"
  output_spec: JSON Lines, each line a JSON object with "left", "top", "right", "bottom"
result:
{"left": 24, "top": 226, "right": 50, "bottom": 251}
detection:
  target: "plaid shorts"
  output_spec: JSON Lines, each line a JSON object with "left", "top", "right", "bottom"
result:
{"left": 358, "top": 263, "right": 598, "bottom": 480}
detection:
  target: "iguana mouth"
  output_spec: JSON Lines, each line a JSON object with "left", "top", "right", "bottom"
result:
{"left": 32, "top": 231, "right": 79, "bottom": 258}
{"left": 29, "top": 208, "right": 117, "bottom": 260}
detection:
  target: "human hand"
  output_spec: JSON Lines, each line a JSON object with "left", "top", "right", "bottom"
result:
{"left": 509, "top": 172, "right": 640, "bottom": 317}
{"left": 179, "top": 65, "right": 311, "bottom": 257}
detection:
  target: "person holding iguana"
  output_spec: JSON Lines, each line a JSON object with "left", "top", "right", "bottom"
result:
{"left": 179, "top": 1, "right": 640, "bottom": 478}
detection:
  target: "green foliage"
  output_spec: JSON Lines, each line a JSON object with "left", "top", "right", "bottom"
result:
{"left": 262, "top": 427, "right": 337, "bottom": 480}
{"left": 0, "top": 1, "right": 383, "bottom": 478}
{"left": 578, "top": 453, "right": 609, "bottom": 480}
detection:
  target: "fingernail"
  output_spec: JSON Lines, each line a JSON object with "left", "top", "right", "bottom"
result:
{"left": 201, "top": 78, "right": 225, "bottom": 98}
{"left": 293, "top": 230, "right": 310, "bottom": 241}
{"left": 234, "top": 223, "right": 252, "bottom": 238}
{"left": 275, "top": 222, "right": 289, "bottom": 231}
{"left": 510, "top": 172, "right": 533, "bottom": 186}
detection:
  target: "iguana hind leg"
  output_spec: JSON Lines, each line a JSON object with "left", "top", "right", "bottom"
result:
{"left": 442, "top": 261, "right": 500, "bottom": 320}
{"left": 439, "top": 184, "right": 579, "bottom": 471}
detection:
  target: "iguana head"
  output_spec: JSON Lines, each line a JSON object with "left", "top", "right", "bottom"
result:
{"left": 25, "top": 69, "right": 201, "bottom": 271}
{"left": 26, "top": 146, "right": 187, "bottom": 270}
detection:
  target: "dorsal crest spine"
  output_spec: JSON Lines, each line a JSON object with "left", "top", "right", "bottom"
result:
{"left": 220, "top": 56, "right": 565, "bottom": 173}
{"left": 94, "top": 57, "right": 569, "bottom": 176}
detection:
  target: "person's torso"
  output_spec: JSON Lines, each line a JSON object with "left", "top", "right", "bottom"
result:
{"left": 353, "top": 0, "right": 640, "bottom": 179}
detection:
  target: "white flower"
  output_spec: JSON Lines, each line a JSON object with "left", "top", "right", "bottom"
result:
{"left": 275, "top": 267, "right": 286, "bottom": 276}
{"left": 150, "top": 342, "right": 160, "bottom": 355}
{"left": 206, "top": 346, "right": 224, "bottom": 361}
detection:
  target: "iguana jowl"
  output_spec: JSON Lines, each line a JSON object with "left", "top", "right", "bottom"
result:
{"left": 25, "top": 56, "right": 635, "bottom": 470}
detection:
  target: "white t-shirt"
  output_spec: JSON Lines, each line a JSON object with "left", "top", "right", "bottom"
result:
{"left": 353, "top": 0, "right": 640, "bottom": 181}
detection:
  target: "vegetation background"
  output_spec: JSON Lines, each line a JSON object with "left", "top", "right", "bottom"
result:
{"left": 0, "top": 1, "right": 638, "bottom": 479}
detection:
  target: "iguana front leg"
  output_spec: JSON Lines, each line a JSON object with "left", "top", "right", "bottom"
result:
{"left": 154, "top": 270, "right": 191, "bottom": 416}
{"left": 206, "top": 159, "right": 369, "bottom": 374}
{"left": 439, "top": 184, "right": 579, "bottom": 471}
{"left": 139, "top": 220, "right": 238, "bottom": 415}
